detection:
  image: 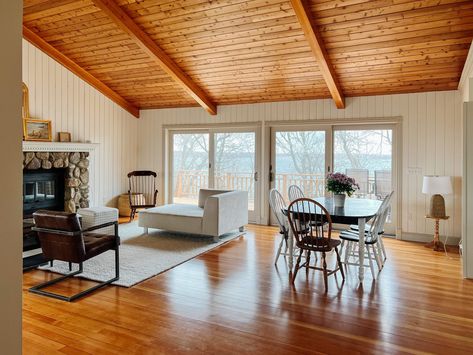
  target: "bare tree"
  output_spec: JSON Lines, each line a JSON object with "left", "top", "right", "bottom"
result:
{"left": 276, "top": 131, "right": 325, "bottom": 174}
{"left": 174, "top": 134, "right": 208, "bottom": 172}
{"left": 214, "top": 133, "right": 255, "bottom": 173}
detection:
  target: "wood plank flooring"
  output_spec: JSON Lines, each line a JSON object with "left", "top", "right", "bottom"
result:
{"left": 22, "top": 224, "right": 473, "bottom": 354}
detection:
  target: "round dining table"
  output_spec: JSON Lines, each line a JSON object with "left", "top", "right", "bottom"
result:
{"left": 285, "top": 197, "right": 382, "bottom": 283}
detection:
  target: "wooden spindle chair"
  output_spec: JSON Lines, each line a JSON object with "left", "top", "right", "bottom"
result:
{"left": 127, "top": 171, "right": 158, "bottom": 221}
{"left": 347, "top": 191, "right": 394, "bottom": 268}
{"left": 287, "top": 198, "right": 344, "bottom": 292}
{"left": 269, "top": 188, "right": 291, "bottom": 265}
{"left": 288, "top": 184, "right": 305, "bottom": 202}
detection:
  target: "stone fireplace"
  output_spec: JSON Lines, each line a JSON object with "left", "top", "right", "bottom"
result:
{"left": 22, "top": 142, "right": 97, "bottom": 213}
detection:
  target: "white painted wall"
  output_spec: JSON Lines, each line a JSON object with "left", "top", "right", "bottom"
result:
{"left": 22, "top": 40, "right": 139, "bottom": 207}
{"left": 138, "top": 91, "right": 463, "bottom": 240}
{"left": 0, "top": 1, "right": 22, "bottom": 352}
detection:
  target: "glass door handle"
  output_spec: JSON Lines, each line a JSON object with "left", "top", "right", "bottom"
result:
{"left": 254, "top": 172, "right": 258, "bottom": 181}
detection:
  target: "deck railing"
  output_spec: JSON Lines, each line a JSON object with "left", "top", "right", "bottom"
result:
{"left": 174, "top": 170, "right": 391, "bottom": 201}
{"left": 173, "top": 170, "right": 327, "bottom": 199}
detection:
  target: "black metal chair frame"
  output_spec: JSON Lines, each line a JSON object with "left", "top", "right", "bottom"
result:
{"left": 127, "top": 170, "right": 158, "bottom": 221}
{"left": 29, "top": 221, "right": 120, "bottom": 302}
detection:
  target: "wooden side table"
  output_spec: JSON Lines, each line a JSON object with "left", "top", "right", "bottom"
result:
{"left": 425, "top": 215, "right": 449, "bottom": 251}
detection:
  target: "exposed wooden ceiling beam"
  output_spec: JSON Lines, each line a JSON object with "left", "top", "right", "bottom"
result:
{"left": 23, "top": 25, "right": 140, "bottom": 118}
{"left": 290, "top": 0, "right": 345, "bottom": 109}
{"left": 91, "top": 0, "right": 217, "bottom": 115}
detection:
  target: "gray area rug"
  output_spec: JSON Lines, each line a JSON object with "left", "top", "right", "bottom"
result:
{"left": 39, "top": 221, "right": 244, "bottom": 287}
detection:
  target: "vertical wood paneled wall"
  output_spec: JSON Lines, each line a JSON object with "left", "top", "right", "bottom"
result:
{"left": 22, "top": 40, "right": 138, "bottom": 207}
{"left": 138, "top": 91, "right": 463, "bottom": 239}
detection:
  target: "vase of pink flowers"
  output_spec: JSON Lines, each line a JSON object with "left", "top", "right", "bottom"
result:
{"left": 326, "top": 172, "right": 359, "bottom": 207}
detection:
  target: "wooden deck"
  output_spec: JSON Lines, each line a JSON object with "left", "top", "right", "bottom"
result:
{"left": 23, "top": 224, "right": 473, "bottom": 354}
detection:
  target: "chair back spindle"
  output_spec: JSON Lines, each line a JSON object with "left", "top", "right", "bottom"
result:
{"left": 127, "top": 171, "right": 158, "bottom": 221}
{"left": 366, "top": 191, "right": 394, "bottom": 242}
{"left": 287, "top": 198, "right": 333, "bottom": 250}
{"left": 288, "top": 185, "right": 305, "bottom": 202}
{"left": 269, "top": 188, "right": 288, "bottom": 234}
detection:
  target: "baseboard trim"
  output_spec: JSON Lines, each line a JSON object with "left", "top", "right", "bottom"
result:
{"left": 400, "top": 232, "right": 461, "bottom": 246}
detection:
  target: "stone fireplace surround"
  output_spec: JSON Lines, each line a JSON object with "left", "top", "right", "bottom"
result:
{"left": 22, "top": 142, "right": 97, "bottom": 213}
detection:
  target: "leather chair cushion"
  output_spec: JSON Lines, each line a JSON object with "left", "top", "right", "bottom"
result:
{"left": 33, "top": 210, "right": 81, "bottom": 231}
{"left": 83, "top": 233, "right": 117, "bottom": 260}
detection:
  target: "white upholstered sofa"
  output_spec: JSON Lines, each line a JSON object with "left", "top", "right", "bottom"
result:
{"left": 138, "top": 189, "right": 248, "bottom": 242}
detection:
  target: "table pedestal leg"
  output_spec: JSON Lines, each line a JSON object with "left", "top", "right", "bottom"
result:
{"left": 358, "top": 217, "right": 366, "bottom": 283}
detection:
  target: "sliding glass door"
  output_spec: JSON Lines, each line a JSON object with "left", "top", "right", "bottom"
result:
{"left": 333, "top": 126, "right": 396, "bottom": 233}
{"left": 172, "top": 132, "right": 209, "bottom": 205}
{"left": 214, "top": 132, "right": 257, "bottom": 212}
{"left": 170, "top": 129, "right": 259, "bottom": 222}
{"left": 271, "top": 127, "right": 331, "bottom": 203}
{"left": 271, "top": 124, "right": 397, "bottom": 234}
{"left": 169, "top": 123, "right": 398, "bottom": 231}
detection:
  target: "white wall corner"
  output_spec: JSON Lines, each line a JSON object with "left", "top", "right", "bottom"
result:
{"left": 470, "top": 78, "right": 473, "bottom": 102}
{"left": 463, "top": 101, "right": 473, "bottom": 278}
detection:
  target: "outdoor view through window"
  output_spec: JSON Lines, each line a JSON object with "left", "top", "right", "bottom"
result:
{"left": 172, "top": 129, "right": 392, "bottom": 218}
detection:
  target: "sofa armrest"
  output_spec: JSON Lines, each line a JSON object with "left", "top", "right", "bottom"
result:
{"left": 198, "top": 188, "right": 231, "bottom": 208}
{"left": 202, "top": 191, "right": 248, "bottom": 236}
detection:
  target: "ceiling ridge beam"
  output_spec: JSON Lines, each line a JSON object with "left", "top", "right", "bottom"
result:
{"left": 23, "top": 25, "right": 140, "bottom": 118}
{"left": 92, "top": 0, "right": 217, "bottom": 115}
{"left": 290, "top": 0, "right": 345, "bottom": 109}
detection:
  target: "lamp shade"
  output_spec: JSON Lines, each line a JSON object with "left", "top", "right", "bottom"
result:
{"left": 422, "top": 176, "right": 453, "bottom": 195}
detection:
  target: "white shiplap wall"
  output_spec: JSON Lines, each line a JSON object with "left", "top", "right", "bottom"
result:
{"left": 22, "top": 40, "right": 138, "bottom": 207}
{"left": 138, "top": 91, "right": 463, "bottom": 239}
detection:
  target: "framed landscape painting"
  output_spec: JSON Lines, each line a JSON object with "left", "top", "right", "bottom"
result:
{"left": 23, "top": 118, "right": 52, "bottom": 142}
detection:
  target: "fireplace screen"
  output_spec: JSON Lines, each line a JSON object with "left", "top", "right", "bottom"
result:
{"left": 23, "top": 169, "right": 65, "bottom": 217}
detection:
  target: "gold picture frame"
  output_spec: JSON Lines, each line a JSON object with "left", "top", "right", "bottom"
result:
{"left": 23, "top": 118, "right": 52, "bottom": 142}
{"left": 58, "top": 132, "right": 71, "bottom": 142}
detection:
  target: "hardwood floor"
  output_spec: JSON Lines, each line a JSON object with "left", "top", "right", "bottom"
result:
{"left": 23, "top": 224, "right": 473, "bottom": 354}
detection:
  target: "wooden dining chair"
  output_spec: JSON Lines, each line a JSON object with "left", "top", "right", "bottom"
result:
{"left": 286, "top": 198, "right": 344, "bottom": 292}
{"left": 288, "top": 185, "right": 305, "bottom": 202}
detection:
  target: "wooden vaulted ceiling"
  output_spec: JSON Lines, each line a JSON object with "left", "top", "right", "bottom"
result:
{"left": 23, "top": 0, "right": 473, "bottom": 117}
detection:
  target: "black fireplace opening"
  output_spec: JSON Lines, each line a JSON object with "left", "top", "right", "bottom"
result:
{"left": 23, "top": 168, "right": 66, "bottom": 218}
{"left": 23, "top": 168, "right": 66, "bottom": 270}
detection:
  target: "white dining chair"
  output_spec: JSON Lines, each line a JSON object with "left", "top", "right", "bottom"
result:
{"left": 339, "top": 210, "right": 384, "bottom": 279}
{"left": 288, "top": 185, "right": 304, "bottom": 202}
{"left": 269, "top": 188, "right": 296, "bottom": 265}
{"left": 339, "top": 192, "right": 393, "bottom": 278}
{"left": 348, "top": 191, "right": 394, "bottom": 266}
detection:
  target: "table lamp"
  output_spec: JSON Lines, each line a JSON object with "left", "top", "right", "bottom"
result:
{"left": 422, "top": 176, "right": 452, "bottom": 251}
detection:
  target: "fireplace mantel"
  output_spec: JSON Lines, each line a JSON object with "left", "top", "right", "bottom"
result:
{"left": 22, "top": 141, "right": 98, "bottom": 152}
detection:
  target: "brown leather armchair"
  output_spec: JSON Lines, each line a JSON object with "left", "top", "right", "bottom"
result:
{"left": 30, "top": 210, "right": 120, "bottom": 302}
